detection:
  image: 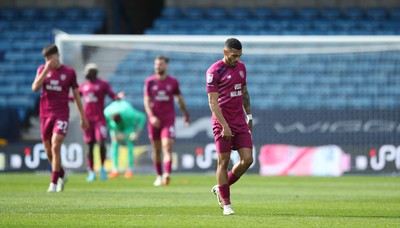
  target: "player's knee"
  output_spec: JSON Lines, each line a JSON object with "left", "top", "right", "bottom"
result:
{"left": 217, "top": 158, "right": 230, "bottom": 169}
{"left": 242, "top": 156, "right": 253, "bottom": 167}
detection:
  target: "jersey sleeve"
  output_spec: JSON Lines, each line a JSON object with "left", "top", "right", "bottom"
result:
{"left": 104, "top": 81, "right": 118, "bottom": 100}
{"left": 206, "top": 67, "right": 219, "bottom": 93}
{"left": 143, "top": 79, "right": 150, "bottom": 97}
{"left": 243, "top": 64, "right": 247, "bottom": 86}
{"left": 70, "top": 69, "right": 79, "bottom": 89}
{"left": 174, "top": 78, "right": 181, "bottom": 95}
{"left": 35, "top": 65, "right": 45, "bottom": 79}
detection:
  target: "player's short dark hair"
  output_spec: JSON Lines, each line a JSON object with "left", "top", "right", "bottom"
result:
{"left": 42, "top": 44, "right": 59, "bottom": 57}
{"left": 155, "top": 55, "right": 169, "bottom": 64}
{"left": 112, "top": 113, "right": 122, "bottom": 124}
{"left": 224, "top": 38, "right": 242, "bottom": 50}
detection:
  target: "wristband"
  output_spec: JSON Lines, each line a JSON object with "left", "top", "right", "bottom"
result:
{"left": 247, "top": 114, "right": 253, "bottom": 120}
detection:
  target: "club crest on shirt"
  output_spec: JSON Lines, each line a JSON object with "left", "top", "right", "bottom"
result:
{"left": 227, "top": 75, "right": 231, "bottom": 79}
{"left": 94, "top": 85, "right": 100, "bottom": 90}
{"left": 239, "top": 71, "right": 244, "bottom": 78}
{"left": 166, "top": 84, "right": 172, "bottom": 91}
{"left": 207, "top": 74, "right": 213, "bottom": 83}
{"left": 60, "top": 74, "right": 66, "bottom": 80}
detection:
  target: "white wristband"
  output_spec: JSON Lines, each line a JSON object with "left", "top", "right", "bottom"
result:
{"left": 247, "top": 114, "right": 253, "bottom": 120}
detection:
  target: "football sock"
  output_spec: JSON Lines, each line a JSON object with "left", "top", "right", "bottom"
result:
{"left": 59, "top": 167, "right": 65, "bottom": 179}
{"left": 51, "top": 171, "right": 59, "bottom": 184}
{"left": 100, "top": 142, "right": 106, "bottom": 166}
{"left": 218, "top": 184, "right": 231, "bottom": 205}
{"left": 164, "top": 161, "right": 172, "bottom": 175}
{"left": 87, "top": 142, "right": 95, "bottom": 171}
{"left": 126, "top": 140, "right": 135, "bottom": 170}
{"left": 228, "top": 170, "right": 240, "bottom": 186}
{"left": 111, "top": 141, "right": 120, "bottom": 171}
{"left": 154, "top": 162, "right": 162, "bottom": 176}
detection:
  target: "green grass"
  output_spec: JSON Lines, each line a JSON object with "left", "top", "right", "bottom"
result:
{"left": 0, "top": 174, "right": 399, "bottom": 227}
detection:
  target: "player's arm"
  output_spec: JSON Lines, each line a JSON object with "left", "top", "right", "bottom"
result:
{"left": 242, "top": 85, "right": 253, "bottom": 131}
{"left": 143, "top": 95, "right": 160, "bottom": 128}
{"left": 176, "top": 94, "right": 190, "bottom": 126}
{"left": 72, "top": 88, "right": 88, "bottom": 130}
{"left": 208, "top": 92, "right": 233, "bottom": 140}
{"left": 129, "top": 110, "right": 146, "bottom": 141}
{"left": 32, "top": 59, "right": 57, "bottom": 92}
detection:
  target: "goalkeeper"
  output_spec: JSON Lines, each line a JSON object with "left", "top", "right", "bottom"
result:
{"left": 104, "top": 99, "right": 146, "bottom": 179}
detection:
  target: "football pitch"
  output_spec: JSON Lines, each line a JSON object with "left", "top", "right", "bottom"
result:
{"left": 0, "top": 174, "right": 399, "bottom": 227}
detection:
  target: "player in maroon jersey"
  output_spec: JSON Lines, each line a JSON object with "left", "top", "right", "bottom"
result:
{"left": 32, "top": 44, "right": 88, "bottom": 192}
{"left": 143, "top": 56, "right": 190, "bottom": 186}
{"left": 78, "top": 63, "right": 124, "bottom": 182}
{"left": 206, "top": 38, "right": 253, "bottom": 215}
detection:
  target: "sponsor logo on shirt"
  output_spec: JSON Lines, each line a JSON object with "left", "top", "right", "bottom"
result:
{"left": 46, "top": 80, "right": 62, "bottom": 91}
{"left": 155, "top": 90, "right": 169, "bottom": 101}
{"left": 231, "top": 83, "right": 242, "bottom": 97}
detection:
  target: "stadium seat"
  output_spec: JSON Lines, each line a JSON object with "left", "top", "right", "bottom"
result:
{"left": 389, "top": 8, "right": 400, "bottom": 19}
{"left": 0, "top": 8, "right": 20, "bottom": 21}
{"left": 274, "top": 8, "right": 297, "bottom": 20}
{"left": 343, "top": 8, "right": 365, "bottom": 20}
{"left": 182, "top": 7, "right": 204, "bottom": 20}
{"left": 230, "top": 7, "right": 251, "bottom": 20}
{"left": 64, "top": 8, "right": 85, "bottom": 21}
{"left": 20, "top": 8, "right": 42, "bottom": 20}
{"left": 206, "top": 7, "right": 228, "bottom": 20}
{"left": 366, "top": 8, "right": 388, "bottom": 20}
{"left": 86, "top": 8, "right": 106, "bottom": 21}
{"left": 41, "top": 8, "right": 64, "bottom": 21}
{"left": 298, "top": 8, "right": 319, "bottom": 20}
{"left": 252, "top": 8, "right": 273, "bottom": 20}
{"left": 161, "top": 7, "right": 182, "bottom": 20}
{"left": 320, "top": 8, "right": 342, "bottom": 20}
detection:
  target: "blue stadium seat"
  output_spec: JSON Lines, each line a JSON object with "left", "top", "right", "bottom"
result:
{"left": 320, "top": 8, "right": 342, "bottom": 20}
{"left": 64, "top": 8, "right": 85, "bottom": 21}
{"left": 86, "top": 8, "right": 106, "bottom": 21}
{"left": 274, "top": 8, "right": 297, "bottom": 20}
{"left": 358, "top": 20, "right": 380, "bottom": 31}
{"left": 230, "top": 7, "right": 250, "bottom": 20}
{"left": 21, "top": 8, "right": 42, "bottom": 20}
{"left": 252, "top": 8, "right": 273, "bottom": 20}
{"left": 0, "top": 8, "right": 20, "bottom": 21}
{"left": 389, "top": 8, "right": 400, "bottom": 19}
{"left": 206, "top": 7, "right": 228, "bottom": 20}
{"left": 298, "top": 8, "right": 319, "bottom": 20}
{"left": 312, "top": 20, "right": 335, "bottom": 32}
{"left": 41, "top": 8, "right": 63, "bottom": 21}
{"left": 182, "top": 7, "right": 204, "bottom": 20}
{"left": 366, "top": 8, "right": 388, "bottom": 20}
{"left": 343, "top": 8, "right": 364, "bottom": 20}
{"left": 161, "top": 7, "right": 182, "bottom": 20}
{"left": 335, "top": 20, "right": 357, "bottom": 32}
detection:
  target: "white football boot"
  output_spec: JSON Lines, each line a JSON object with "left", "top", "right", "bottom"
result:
{"left": 211, "top": 185, "right": 223, "bottom": 209}
{"left": 47, "top": 183, "right": 57, "bottom": 193}
{"left": 153, "top": 175, "right": 162, "bottom": 186}
{"left": 223, "top": 204, "right": 235, "bottom": 215}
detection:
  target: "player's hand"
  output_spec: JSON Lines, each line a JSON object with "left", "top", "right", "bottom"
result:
{"left": 183, "top": 113, "right": 190, "bottom": 126}
{"left": 81, "top": 117, "right": 89, "bottom": 130}
{"left": 150, "top": 116, "right": 160, "bottom": 128}
{"left": 247, "top": 119, "right": 253, "bottom": 132}
{"left": 221, "top": 126, "right": 233, "bottom": 140}
{"left": 45, "top": 58, "right": 58, "bottom": 71}
{"left": 117, "top": 91, "right": 125, "bottom": 99}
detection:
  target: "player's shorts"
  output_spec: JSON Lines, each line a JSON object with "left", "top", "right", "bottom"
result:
{"left": 40, "top": 117, "right": 69, "bottom": 141}
{"left": 213, "top": 129, "right": 253, "bottom": 153}
{"left": 83, "top": 119, "right": 108, "bottom": 143}
{"left": 147, "top": 120, "right": 175, "bottom": 141}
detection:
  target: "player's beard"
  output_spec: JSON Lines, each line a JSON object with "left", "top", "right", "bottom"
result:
{"left": 156, "top": 68, "right": 166, "bottom": 76}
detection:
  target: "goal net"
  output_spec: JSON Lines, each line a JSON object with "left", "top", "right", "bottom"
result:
{"left": 56, "top": 34, "right": 400, "bottom": 175}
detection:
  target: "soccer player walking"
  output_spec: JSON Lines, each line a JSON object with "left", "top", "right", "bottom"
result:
{"left": 32, "top": 44, "right": 88, "bottom": 192}
{"left": 143, "top": 56, "right": 190, "bottom": 186}
{"left": 206, "top": 38, "right": 253, "bottom": 215}
{"left": 78, "top": 63, "right": 123, "bottom": 182}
